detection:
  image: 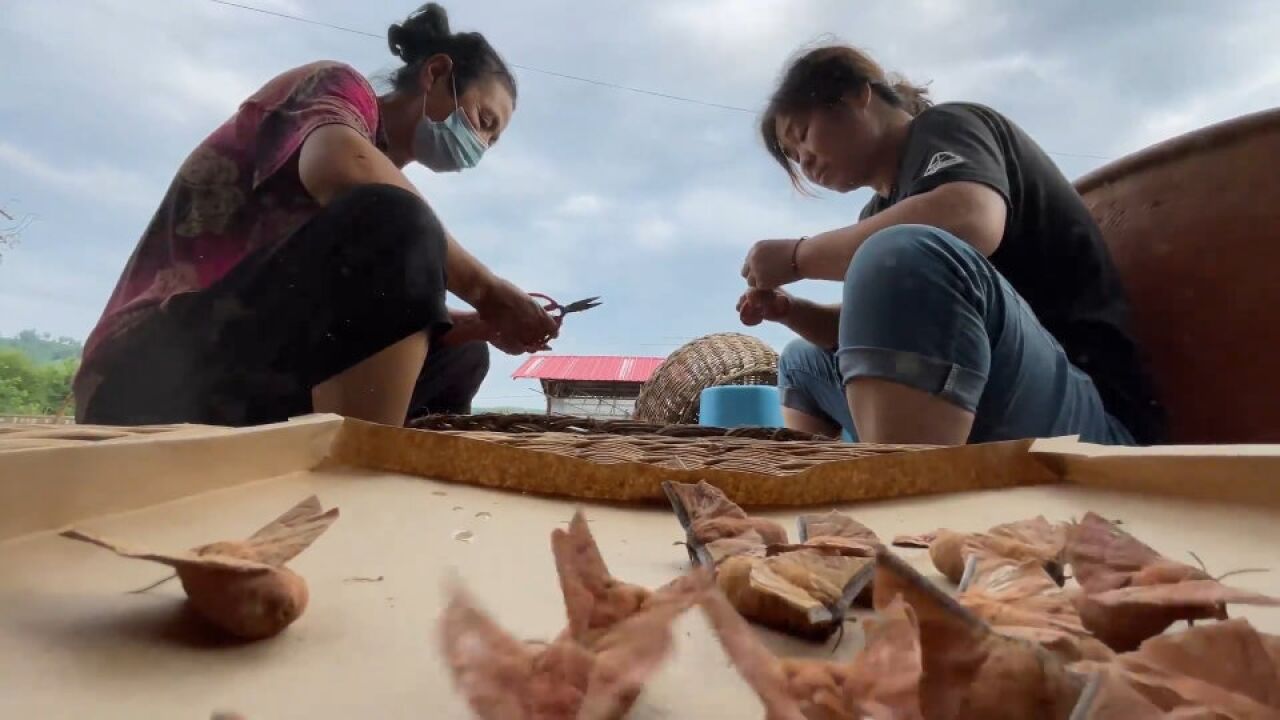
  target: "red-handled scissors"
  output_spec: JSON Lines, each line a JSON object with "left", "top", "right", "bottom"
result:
{"left": 529, "top": 293, "right": 602, "bottom": 324}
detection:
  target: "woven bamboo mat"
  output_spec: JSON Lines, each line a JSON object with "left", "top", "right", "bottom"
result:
{"left": 339, "top": 420, "right": 1056, "bottom": 506}
{"left": 426, "top": 429, "right": 931, "bottom": 475}
{"left": 410, "top": 412, "right": 828, "bottom": 441}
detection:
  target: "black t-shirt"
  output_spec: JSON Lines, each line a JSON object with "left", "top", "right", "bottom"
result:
{"left": 860, "top": 102, "right": 1167, "bottom": 444}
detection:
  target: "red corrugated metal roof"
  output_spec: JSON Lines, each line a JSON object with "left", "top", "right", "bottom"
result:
{"left": 512, "top": 355, "right": 665, "bottom": 383}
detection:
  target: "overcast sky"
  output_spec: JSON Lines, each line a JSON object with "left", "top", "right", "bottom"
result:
{"left": 3, "top": 0, "right": 1278, "bottom": 409}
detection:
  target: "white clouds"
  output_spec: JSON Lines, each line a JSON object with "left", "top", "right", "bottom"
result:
{"left": 555, "top": 193, "right": 608, "bottom": 217}
{"left": 653, "top": 0, "right": 818, "bottom": 55}
{"left": 0, "top": 142, "right": 160, "bottom": 212}
{"left": 5, "top": 0, "right": 1280, "bottom": 411}
{"left": 645, "top": 0, "right": 827, "bottom": 106}
{"left": 1121, "top": 61, "right": 1280, "bottom": 156}
{"left": 622, "top": 185, "right": 859, "bottom": 256}
{"left": 0, "top": 243, "right": 121, "bottom": 337}
{"left": 643, "top": 0, "right": 1017, "bottom": 111}
{"left": 931, "top": 52, "right": 1063, "bottom": 101}
{"left": 7, "top": 0, "right": 332, "bottom": 134}
{"left": 1098, "top": 2, "right": 1280, "bottom": 157}
{"left": 139, "top": 56, "right": 259, "bottom": 127}
{"left": 238, "top": 0, "right": 305, "bottom": 13}
{"left": 671, "top": 185, "right": 799, "bottom": 245}
{"left": 631, "top": 216, "right": 678, "bottom": 251}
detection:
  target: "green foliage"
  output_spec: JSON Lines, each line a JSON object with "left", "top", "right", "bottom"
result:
{"left": 472, "top": 406, "right": 540, "bottom": 414}
{"left": 0, "top": 331, "right": 81, "bottom": 415}
{"left": 0, "top": 329, "right": 83, "bottom": 364}
{"left": 0, "top": 352, "right": 77, "bottom": 415}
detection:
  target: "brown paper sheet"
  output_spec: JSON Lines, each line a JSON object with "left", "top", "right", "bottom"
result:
{"left": 1, "top": 416, "right": 1279, "bottom": 718}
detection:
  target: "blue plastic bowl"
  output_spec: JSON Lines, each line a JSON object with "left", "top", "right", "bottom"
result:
{"left": 699, "top": 385, "right": 785, "bottom": 429}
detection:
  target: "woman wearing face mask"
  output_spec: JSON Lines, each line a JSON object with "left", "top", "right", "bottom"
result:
{"left": 739, "top": 45, "right": 1166, "bottom": 447}
{"left": 75, "top": 3, "right": 559, "bottom": 427}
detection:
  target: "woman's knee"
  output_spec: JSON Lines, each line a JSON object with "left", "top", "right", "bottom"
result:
{"left": 330, "top": 183, "right": 447, "bottom": 261}
{"left": 836, "top": 224, "right": 996, "bottom": 416}
{"left": 841, "top": 224, "right": 994, "bottom": 323}
{"left": 327, "top": 184, "right": 449, "bottom": 305}
{"left": 778, "top": 338, "right": 833, "bottom": 384}
{"left": 458, "top": 340, "right": 491, "bottom": 384}
{"left": 845, "top": 224, "right": 973, "bottom": 285}
{"left": 777, "top": 339, "right": 848, "bottom": 430}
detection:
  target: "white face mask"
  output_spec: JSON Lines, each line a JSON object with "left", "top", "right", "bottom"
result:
{"left": 412, "top": 75, "right": 488, "bottom": 172}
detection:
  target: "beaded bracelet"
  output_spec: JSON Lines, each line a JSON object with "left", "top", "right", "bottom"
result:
{"left": 791, "top": 236, "right": 807, "bottom": 278}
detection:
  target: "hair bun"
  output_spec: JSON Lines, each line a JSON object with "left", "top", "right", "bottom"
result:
{"left": 387, "top": 3, "right": 451, "bottom": 63}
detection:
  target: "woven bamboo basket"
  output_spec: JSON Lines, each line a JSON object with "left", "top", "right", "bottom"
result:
{"left": 632, "top": 332, "right": 779, "bottom": 425}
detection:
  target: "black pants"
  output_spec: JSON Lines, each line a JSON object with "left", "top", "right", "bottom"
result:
{"left": 408, "top": 340, "right": 490, "bottom": 417}
{"left": 82, "top": 184, "right": 462, "bottom": 427}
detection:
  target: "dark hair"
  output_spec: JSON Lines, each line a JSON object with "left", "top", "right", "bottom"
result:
{"left": 387, "top": 3, "right": 517, "bottom": 103}
{"left": 761, "top": 45, "right": 931, "bottom": 188}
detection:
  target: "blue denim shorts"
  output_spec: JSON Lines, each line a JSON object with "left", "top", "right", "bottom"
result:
{"left": 778, "top": 224, "right": 1135, "bottom": 445}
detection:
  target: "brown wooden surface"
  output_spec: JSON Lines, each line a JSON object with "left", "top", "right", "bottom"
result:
{"left": 1076, "top": 107, "right": 1280, "bottom": 443}
{"left": 4, "top": 417, "right": 1280, "bottom": 718}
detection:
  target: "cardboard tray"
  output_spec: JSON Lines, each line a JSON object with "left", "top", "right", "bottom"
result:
{"left": 2, "top": 415, "right": 1278, "bottom": 718}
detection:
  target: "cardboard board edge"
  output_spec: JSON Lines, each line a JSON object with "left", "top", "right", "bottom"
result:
{"left": 0, "top": 414, "right": 345, "bottom": 541}
{"left": 1030, "top": 435, "right": 1280, "bottom": 457}
{"left": 1030, "top": 436, "right": 1280, "bottom": 507}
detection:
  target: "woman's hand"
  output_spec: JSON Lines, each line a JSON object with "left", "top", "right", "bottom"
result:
{"left": 490, "top": 330, "right": 551, "bottom": 356}
{"left": 741, "top": 238, "right": 802, "bottom": 289}
{"left": 473, "top": 277, "right": 561, "bottom": 349}
{"left": 737, "top": 288, "right": 792, "bottom": 327}
{"left": 438, "top": 310, "right": 488, "bottom": 347}
{"left": 446, "top": 304, "right": 552, "bottom": 356}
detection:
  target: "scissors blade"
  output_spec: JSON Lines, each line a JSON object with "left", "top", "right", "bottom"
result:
{"left": 560, "top": 297, "right": 601, "bottom": 314}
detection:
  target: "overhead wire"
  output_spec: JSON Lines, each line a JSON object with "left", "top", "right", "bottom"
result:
{"left": 204, "top": 0, "right": 755, "bottom": 113}
{"left": 202, "top": 0, "right": 1113, "bottom": 161}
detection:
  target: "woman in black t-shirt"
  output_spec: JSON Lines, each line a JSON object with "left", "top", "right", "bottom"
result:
{"left": 738, "top": 45, "right": 1165, "bottom": 446}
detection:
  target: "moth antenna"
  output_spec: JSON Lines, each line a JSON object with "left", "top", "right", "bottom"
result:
{"left": 828, "top": 620, "right": 847, "bottom": 657}
{"left": 1215, "top": 567, "right": 1270, "bottom": 582}
{"left": 1188, "top": 550, "right": 1208, "bottom": 573}
{"left": 127, "top": 573, "right": 177, "bottom": 594}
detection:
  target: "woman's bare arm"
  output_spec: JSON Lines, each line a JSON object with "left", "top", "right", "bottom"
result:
{"left": 297, "top": 123, "right": 498, "bottom": 307}
{"left": 782, "top": 299, "right": 842, "bottom": 350}
{"left": 796, "top": 181, "right": 1007, "bottom": 281}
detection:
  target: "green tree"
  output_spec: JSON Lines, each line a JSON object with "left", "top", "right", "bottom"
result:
{"left": 0, "top": 350, "right": 40, "bottom": 414}
{"left": 0, "top": 329, "right": 83, "bottom": 364}
{"left": 0, "top": 349, "right": 76, "bottom": 415}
